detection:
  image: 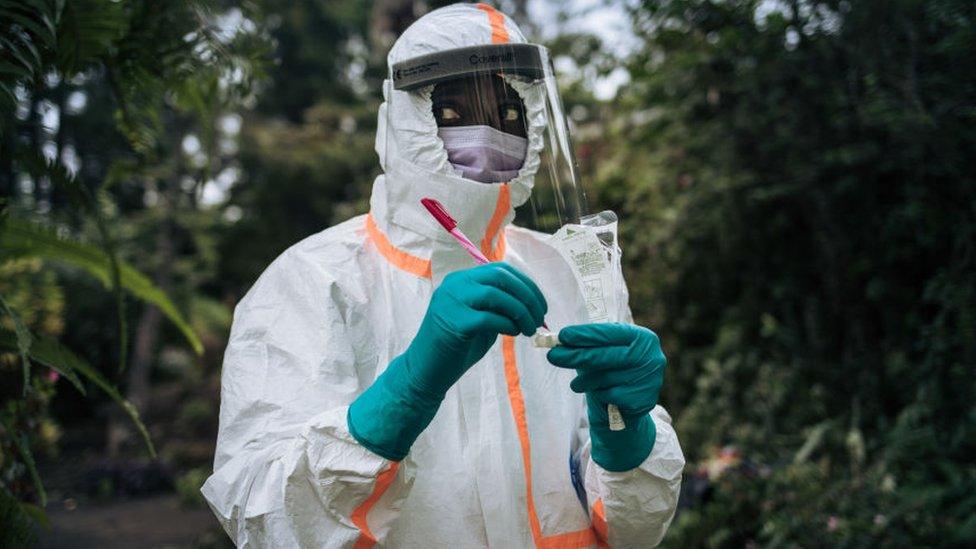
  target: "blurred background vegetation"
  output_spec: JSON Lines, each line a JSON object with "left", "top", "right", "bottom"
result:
{"left": 1, "top": 0, "right": 973, "bottom": 547}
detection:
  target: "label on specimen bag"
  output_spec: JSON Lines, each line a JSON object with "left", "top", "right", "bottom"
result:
{"left": 546, "top": 217, "right": 620, "bottom": 324}
{"left": 549, "top": 211, "right": 628, "bottom": 431}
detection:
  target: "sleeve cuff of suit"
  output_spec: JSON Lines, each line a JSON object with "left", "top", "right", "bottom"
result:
{"left": 296, "top": 406, "right": 406, "bottom": 517}
{"left": 303, "top": 406, "right": 393, "bottom": 473}
{"left": 587, "top": 405, "right": 685, "bottom": 481}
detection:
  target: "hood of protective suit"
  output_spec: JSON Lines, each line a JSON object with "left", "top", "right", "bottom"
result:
{"left": 369, "top": 4, "right": 547, "bottom": 281}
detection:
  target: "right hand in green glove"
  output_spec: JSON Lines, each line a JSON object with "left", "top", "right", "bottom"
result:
{"left": 404, "top": 261, "right": 548, "bottom": 395}
{"left": 349, "top": 262, "right": 547, "bottom": 460}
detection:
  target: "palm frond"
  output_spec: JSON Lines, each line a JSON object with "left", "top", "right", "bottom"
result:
{"left": 13, "top": 151, "right": 134, "bottom": 372}
{"left": 0, "top": 294, "right": 33, "bottom": 393}
{"left": 55, "top": 0, "right": 126, "bottom": 74}
{"left": 0, "top": 0, "right": 61, "bottom": 109}
{"left": 0, "top": 217, "right": 204, "bottom": 356}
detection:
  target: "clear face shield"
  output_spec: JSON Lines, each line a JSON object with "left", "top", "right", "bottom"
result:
{"left": 389, "top": 43, "right": 587, "bottom": 233}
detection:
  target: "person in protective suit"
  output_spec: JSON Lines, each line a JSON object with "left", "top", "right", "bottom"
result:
{"left": 202, "top": 4, "right": 684, "bottom": 547}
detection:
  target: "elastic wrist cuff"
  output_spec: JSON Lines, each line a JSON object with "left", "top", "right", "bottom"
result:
{"left": 589, "top": 413, "right": 657, "bottom": 472}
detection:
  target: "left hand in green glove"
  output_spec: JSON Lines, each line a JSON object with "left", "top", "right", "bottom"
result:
{"left": 546, "top": 323, "right": 667, "bottom": 472}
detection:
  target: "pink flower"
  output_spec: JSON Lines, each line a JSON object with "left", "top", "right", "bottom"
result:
{"left": 46, "top": 370, "right": 60, "bottom": 383}
{"left": 827, "top": 516, "right": 839, "bottom": 532}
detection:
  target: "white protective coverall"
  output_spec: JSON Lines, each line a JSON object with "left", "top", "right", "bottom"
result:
{"left": 202, "top": 4, "right": 684, "bottom": 548}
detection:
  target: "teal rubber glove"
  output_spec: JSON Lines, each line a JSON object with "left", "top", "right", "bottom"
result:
{"left": 547, "top": 323, "right": 666, "bottom": 472}
{"left": 349, "top": 262, "right": 547, "bottom": 461}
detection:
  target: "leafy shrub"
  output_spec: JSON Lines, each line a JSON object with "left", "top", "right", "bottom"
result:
{"left": 175, "top": 467, "right": 210, "bottom": 509}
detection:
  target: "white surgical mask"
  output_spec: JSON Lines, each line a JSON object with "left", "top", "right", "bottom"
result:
{"left": 437, "top": 125, "right": 527, "bottom": 184}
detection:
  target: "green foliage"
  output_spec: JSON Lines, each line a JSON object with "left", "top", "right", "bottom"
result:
{"left": 590, "top": 0, "right": 976, "bottom": 545}
{"left": 55, "top": 0, "right": 127, "bottom": 75}
{"left": 175, "top": 466, "right": 210, "bottom": 508}
{"left": 1, "top": 217, "right": 203, "bottom": 354}
{"left": 0, "top": 1, "right": 267, "bottom": 543}
{"left": 252, "top": 0, "right": 375, "bottom": 120}
{"left": 105, "top": 1, "right": 268, "bottom": 154}
{"left": 0, "top": 0, "right": 60, "bottom": 107}
{"left": 2, "top": 0, "right": 973, "bottom": 545}
{"left": 0, "top": 485, "right": 40, "bottom": 548}
{"left": 176, "top": 397, "right": 214, "bottom": 435}
{"left": 0, "top": 328, "right": 155, "bottom": 455}
{"left": 0, "top": 293, "right": 33, "bottom": 392}
{"left": 214, "top": 0, "right": 383, "bottom": 293}
{"left": 219, "top": 100, "right": 379, "bottom": 292}
{"left": 0, "top": 299, "right": 156, "bottom": 543}
{"left": 12, "top": 149, "right": 137, "bottom": 373}
{"left": 0, "top": 413, "right": 46, "bottom": 507}
{"left": 1, "top": 0, "right": 267, "bottom": 145}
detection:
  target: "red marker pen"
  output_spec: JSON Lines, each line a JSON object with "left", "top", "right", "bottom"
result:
{"left": 421, "top": 197, "right": 549, "bottom": 330}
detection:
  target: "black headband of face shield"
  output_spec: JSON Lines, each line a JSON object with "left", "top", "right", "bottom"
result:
{"left": 391, "top": 43, "right": 546, "bottom": 91}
